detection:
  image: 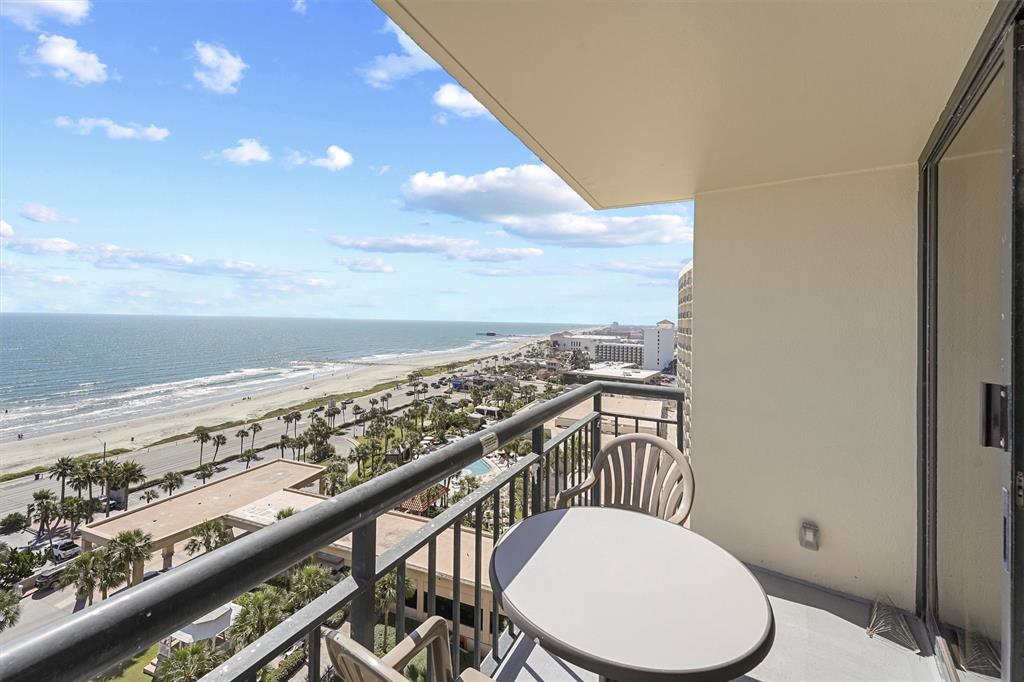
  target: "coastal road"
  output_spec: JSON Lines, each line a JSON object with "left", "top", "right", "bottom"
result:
{"left": 0, "top": 363, "right": 488, "bottom": 517}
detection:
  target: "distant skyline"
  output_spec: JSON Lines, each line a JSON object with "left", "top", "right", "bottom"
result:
{"left": 0, "top": 0, "right": 693, "bottom": 324}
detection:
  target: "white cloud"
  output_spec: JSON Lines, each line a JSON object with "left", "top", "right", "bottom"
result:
{"left": 403, "top": 164, "right": 588, "bottom": 221}
{"left": 0, "top": 220, "right": 14, "bottom": 237}
{"left": 359, "top": 19, "right": 439, "bottom": 88}
{"left": 2, "top": 0, "right": 89, "bottom": 30}
{"left": 19, "top": 203, "right": 77, "bottom": 223}
{"left": 593, "top": 260, "right": 689, "bottom": 280}
{"left": 453, "top": 247, "right": 543, "bottom": 263}
{"left": 22, "top": 33, "right": 106, "bottom": 85}
{"left": 192, "top": 41, "right": 247, "bottom": 94}
{"left": 338, "top": 257, "right": 395, "bottom": 273}
{"left": 289, "top": 145, "right": 353, "bottom": 171}
{"left": 433, "top": 83, "right": 488, "bottom": 119}
{"left": 39, "top": 273, "right": 76, "bottom": 285}
{"left": 209, "top": 138, "right": 271, "bottom": 165}
{"left": 329, "top": 234, "right": 474, "bottom": 254}
{"left": 500, "top": 213, "right": 693, "bottom": 247}
{"left": 328, "top": 233, "right": 542, "bottom": 263}
{"left": 403, "top": 163, "right": 694, "bottom": 247}
{"left": 5, "top": 236, "right": 82, "bottom": 254}
{"left": 291, "top": 0, "right": 307, "bottom": 14}
{"left": 55, "top": 116, "right": 169, "bottom": 141}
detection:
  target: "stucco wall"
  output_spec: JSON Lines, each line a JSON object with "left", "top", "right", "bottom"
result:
{"left": 691, "top": 165, "right": 918, "bottom": 608}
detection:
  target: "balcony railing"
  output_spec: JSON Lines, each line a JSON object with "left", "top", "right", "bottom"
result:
{"left": 0, "top": 381, "right": 683, "bottom": 682}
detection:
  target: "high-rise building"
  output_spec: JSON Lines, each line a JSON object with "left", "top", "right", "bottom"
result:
{"left": 642, "top": 320, "right": 675, "bottom": 371}
{"left": 677, "top": 261, "right": 693, "bottom": 456}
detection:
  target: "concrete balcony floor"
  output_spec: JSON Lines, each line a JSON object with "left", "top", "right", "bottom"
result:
{"left": 490, "top": 567, "right": 941, "bottom": 682}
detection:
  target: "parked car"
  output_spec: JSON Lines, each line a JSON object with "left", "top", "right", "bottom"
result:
{"left": 141, "top": 570, "right": 161, "bottom": 582}
{"left": 95, "top": 495, "right": 120, "bottom": 512}
{"left": 405, "top": 390, "right": 415, "bottom": 396}
{"left": 51, "top": 539, "right": 81, "bottom": 562}
{"left": 35, "top": 561, "right": 71, "bottom": 590}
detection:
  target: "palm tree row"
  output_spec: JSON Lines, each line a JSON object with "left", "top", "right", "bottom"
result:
{"left": 47, "top": 457, "right": 147, "bottom": 511}
{"left": 59, "top": 529, "right": 154, "bottom": 604}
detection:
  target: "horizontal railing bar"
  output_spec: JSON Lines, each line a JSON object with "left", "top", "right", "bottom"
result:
{"left": 0, "top": 382, "right": 682, "bottom": 682}
{"left": 598, "top": 411, "right": 677, "bottom": 425}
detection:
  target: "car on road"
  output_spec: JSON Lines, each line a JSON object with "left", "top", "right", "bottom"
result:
{"left": 35, "top": 561, "right": 72, "bottom": 590}
{"left": 95, "top": 495, "right": 120, "bottom": 512}
{"left": 142, "top": 570, "right": 161, "bottom": 582}
{"left": 342, "top": 399, "right": 354, "bottom": 405}
{"left": 405, "top": 390, "right": 415, "bottom": 396}
{"left": 51, "top": 539, "right": 81, "bottom": 562}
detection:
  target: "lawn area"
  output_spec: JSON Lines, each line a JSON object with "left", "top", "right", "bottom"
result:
{"left": 93, "top": 642, "right": 158, "bottom": 681}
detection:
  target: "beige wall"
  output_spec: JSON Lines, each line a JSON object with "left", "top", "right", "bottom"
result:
{"left": 691, "top": 165, "right": 918, "bottom": 608}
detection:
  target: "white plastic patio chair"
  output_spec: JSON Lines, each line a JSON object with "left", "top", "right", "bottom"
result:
{"left": 555, "top": 432, "right": 695, "bottom": 525}
{"left": 325, "top": 615, "right": 493, "bottom": 682}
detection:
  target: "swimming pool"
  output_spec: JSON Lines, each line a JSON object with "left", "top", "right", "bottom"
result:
{"left": 463, "top": 458, "right": 491, "bottom": 476}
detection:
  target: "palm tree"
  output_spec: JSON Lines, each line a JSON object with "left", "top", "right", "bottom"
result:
{"left": 96, "top": 459, "right": 120, "bottom": 518}
{"left": 142, "top": 489, "right": 160, "bottom": 504}
{"left": 324, "top": 457, "right": 349, "bottom": 496}
{"left": 61, "top": 551, "right": 99, "bottom": 606}
{"left": 93, "top": 548, "right": 127, "bottom": 600}
{"left": 194, "top": 463, "right": 215, "bottom": 485}
{"left": 240, "top": 449, "right": 258, "bottom": 469}
{"left": 116, "top": 461, "right": 146, "bottom": 511}
{"left": 248, "top": 422, "right": 263, "bottom": 447}
{"left": 374, "top": 571, "right": 414, "bottom": 646}
{"left": 288, "top": 564, "right": 330, "bottom": 611}
{"left": 68, "top": 463, "right": 90, "bottom": 499}
{"left": 0, "top": 589, "right": 21, "bottom": 632}
{"left": 108, "top": 529, "right": 153, "bottom": 586}
{"left": 383, "top": 392, "right": 393, "bottom": 411}
{"left": 282, "top": 413, "right": 294, "bottom": 435}
{"left": 235, "top": 429, "right": 249, "bottom": 457}
{"left": 31, "top": 490, "right": 59, "bottom": 552}
{"left": 288, "top": 411, "right": 302, "bottom": 437}
{"left": 59, "top": 496, "right": 87, "bottom": 536}
{"left": 279, "top": 434, "right": 290, "bottom": 459}
{"left": 229, "top": 587, "right": 286, "bottom": 650}
{"left": 193, "top": 427, "right": 211, "bottom": 466}
{"left": 48, "top": 456, "right": 76, "bottom": 502}
{"left": 185, "top": 519, "right": 233, "bottom": 556}
{"left": 156, "top": 642, "right": 225, "bottom": 682}
{"left": 351, "top": 405, "right": 365, "bottom": 436}
{"left": 210, "top": 434, "right": 227, "bottom": 466}
{"left": 159, "top": 471, "right": 184, "bottom": 497}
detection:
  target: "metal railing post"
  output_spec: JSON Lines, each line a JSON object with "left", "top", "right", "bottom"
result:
{"left": 350, "top": 519, "right": 377, "bottom": 649}
{"left": 530, "top": 426, "right": 544, "bottom": 515}
{"left": 591, "top": 393, "right": 602, "bottom": 505}
{"left": 306, "top": 626, "right": 320, "bottom": 682}
{"left": 676, "top": 396, "right": 685, "bottom": 452}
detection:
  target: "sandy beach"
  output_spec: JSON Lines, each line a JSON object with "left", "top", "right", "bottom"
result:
{"left": 0, "top": 338, "right": 537, "bottom": 475}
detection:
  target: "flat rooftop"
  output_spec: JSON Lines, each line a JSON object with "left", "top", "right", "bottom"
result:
{"left": 82, "top": 459, "right": 324, "bottom": 548}
{"left": 225, "top": 488, "right": 493, "bottom": 588}
{"left": 576, "top": 366, "right": 662, "bottom": 382}
{"left": 558, "top": 394, "right": 663, "bottom": 422}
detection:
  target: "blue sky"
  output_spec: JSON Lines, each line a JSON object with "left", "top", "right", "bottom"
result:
{"left": 0, "top": 0, "right": 692, "bottom": 324}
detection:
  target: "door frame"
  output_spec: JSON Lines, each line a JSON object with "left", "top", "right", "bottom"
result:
{"left": 918, "top": 3, "right": 1023, "bottom": 680}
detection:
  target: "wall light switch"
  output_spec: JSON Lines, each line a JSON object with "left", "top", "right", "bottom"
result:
{"left": 800, "top": 521, "right": 819, "bottom": 551}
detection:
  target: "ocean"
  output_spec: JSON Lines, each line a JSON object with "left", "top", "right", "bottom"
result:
{"left": 0, "top": 314, "right": 577, "bottom": 442}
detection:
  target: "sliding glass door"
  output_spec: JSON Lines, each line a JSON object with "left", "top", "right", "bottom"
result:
{"left": 921, "top": 17, "right": 1022, "bottom": 682}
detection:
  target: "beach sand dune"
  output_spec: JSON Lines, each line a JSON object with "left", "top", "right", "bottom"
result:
{"left": 0, "top": 340, "right": 533, "bottom": 474}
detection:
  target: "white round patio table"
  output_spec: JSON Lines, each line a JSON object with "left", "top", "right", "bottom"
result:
{"left": 490, "top": 507, "right": 774, "bottom": 682}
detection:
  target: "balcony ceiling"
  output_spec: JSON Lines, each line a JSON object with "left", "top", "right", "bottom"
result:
{"left": 376, "top": 0, "right": 997, "bottom": 208}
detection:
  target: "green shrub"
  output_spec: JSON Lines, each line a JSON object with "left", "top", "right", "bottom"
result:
{"left": 264, "top": 644, "right": 306, "bottom": 682}
{"left": 0, "top": 513, "right": 28, "bottom": 534}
